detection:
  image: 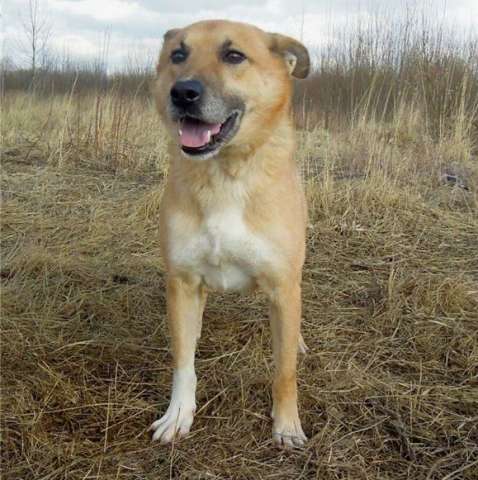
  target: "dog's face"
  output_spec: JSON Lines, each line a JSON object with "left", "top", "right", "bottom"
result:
{"left": 154, "top": 20, "right": 309, "bottom": 160}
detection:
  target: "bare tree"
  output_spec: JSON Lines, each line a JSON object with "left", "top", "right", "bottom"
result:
{"left": 18, "top": 0, "right": 52, "bottom": 84}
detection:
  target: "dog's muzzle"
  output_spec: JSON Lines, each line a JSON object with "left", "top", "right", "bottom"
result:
{"left": 169, "top": 79, "right": 244, "bottom": 159}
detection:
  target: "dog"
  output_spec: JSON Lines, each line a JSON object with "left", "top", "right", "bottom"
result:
{"left": 150, "top": 19, "right": 310, "bottom": 448}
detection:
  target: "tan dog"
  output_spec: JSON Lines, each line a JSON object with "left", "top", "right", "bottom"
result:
{"left": 150, "top": 19, "right": 310, "bottom": 448}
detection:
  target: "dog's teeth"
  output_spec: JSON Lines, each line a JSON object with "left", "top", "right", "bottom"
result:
{"left": 179, "top": 129, "right": 183, "bottom": 135}
{"left": 207, "top": 130, "right": 211, "bottom": 142}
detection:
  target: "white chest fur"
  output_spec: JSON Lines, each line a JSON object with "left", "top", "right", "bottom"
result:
{"left": 168, "top": 205, "right": 274, "bottom": 292}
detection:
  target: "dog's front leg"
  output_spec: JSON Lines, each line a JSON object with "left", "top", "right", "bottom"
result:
{"left": 269, "top": 281, "right": 307, "bottom": 448}
{"left": 151, "top": 275, "right": 206, "bottom": 443}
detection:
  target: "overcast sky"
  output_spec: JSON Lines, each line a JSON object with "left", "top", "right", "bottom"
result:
{"left": 2, "top": 0, "right": 477, "bottom": 69}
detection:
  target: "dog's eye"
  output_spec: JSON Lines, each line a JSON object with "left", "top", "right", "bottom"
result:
{"left": 171, "top": 49, "right": 188, "bottom": 64}
{"left": 223, "top": 50, "right": 246, "bottom": 64}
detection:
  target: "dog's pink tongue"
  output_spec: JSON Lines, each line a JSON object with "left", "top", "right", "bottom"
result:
{"left": 180, "top": 119, "right": 221, "bottom": 148}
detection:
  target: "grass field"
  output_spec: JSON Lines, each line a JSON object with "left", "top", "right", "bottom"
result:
{"left": 1, "top": 83, "right": 477, "bottom": 480}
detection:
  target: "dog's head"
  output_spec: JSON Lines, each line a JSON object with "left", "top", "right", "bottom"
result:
{"left": 154, "top": 20, "right": 310, "bottom": 160}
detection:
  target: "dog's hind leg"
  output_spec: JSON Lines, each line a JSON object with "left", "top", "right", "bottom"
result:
{"left": 298, "top": 332, "right": 308, "bottom": 354}
{"left": 151, "top": 275, "right": 207, "bottom": 444}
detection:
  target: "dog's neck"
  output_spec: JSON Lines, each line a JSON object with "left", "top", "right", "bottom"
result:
{"left": 166, "top": 115, "right": 297, "bottom": 214}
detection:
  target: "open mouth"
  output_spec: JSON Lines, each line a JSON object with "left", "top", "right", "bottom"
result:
{"left": 178, "top": 111, "right": 240, "bottom": 157}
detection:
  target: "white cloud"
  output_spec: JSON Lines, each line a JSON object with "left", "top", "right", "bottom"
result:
{"left": 51, "top": 32, "right": 97, "bottom": 56}
{"left": 3, "top": 0, "right": 477, "bottom": 69}
{"left": 48, "top": 0, "right": 154, "bottom": 23}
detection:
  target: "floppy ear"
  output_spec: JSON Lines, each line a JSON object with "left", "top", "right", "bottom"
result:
{"left": 269, "top": 33, "right": 310, "bottom": 79}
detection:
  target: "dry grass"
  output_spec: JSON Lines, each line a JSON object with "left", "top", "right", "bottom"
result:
{"left": 1, "top": 90, "right": 478, "bottom": 480}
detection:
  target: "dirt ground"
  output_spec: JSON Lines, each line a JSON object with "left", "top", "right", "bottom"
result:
{"left": 2, "top": 94, "right": 478, "bottom": 479}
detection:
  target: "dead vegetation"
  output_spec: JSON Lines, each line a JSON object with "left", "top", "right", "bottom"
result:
{"left": 1, "top": 86, "right": 477, "bottom": 480}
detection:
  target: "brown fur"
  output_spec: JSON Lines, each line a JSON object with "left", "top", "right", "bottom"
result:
{"left": 151, "top": 20, "right": 310, "bottom": 448}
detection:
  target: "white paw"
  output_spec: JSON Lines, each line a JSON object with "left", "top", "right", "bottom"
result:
{"left": 150, "top": 367, "right": 196, "bottom": 444}
{"left": 150, "top": 402, "right": 195, "bottom": 444}
{"left": 272, "top": 417, "right": 307, "bottom": 448}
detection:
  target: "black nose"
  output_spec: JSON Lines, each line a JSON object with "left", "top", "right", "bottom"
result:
{"left": 170, "top": 80, "right": 204, "bottom": 108}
